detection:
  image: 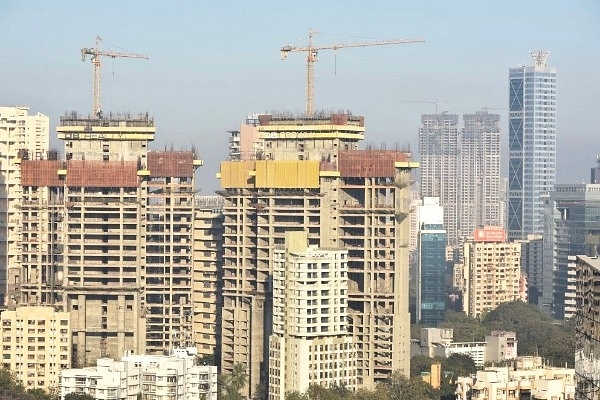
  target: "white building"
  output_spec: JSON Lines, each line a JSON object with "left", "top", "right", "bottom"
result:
{"left": 268, "top": 231, "right": 356, "bottom": 399}
{"left": 456, "top": 356, "right": 575, "bottom": 400}
{"left": 60, "top": 351, "right": 218, "bottom": 400}
{"left": 0, "top": 106, "right": 49, "bottom": 305}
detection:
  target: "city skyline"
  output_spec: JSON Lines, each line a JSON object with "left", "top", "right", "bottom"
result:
{"left": 1, "top": 1, "right": 599, "bottom": 192}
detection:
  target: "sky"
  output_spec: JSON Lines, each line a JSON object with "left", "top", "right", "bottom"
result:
{"left": 1, "top": 0, "right": 599, "bottom": 192}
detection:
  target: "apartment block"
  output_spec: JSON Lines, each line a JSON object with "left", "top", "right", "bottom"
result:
{"left": 15, "top": 112, "right": 201, "bottom": 366}
{"left": 269, "top": 231, "right": 356, "bottom": 399}
{"left": 517, "top": 234, "right": 544, "bottom": 306}
{"left": 218, "top": 113, "right": 415, "bottom": 397}
{"left": 0, "top": 106, "right": 49, "bottom": 306}
{"left": 461, "top": 227, "right": 522, "bottom": 318}
{"left": 0, "top": 306, "right": 70, "bottom": 390}
{"left": 575, "top": 255, "right": 600, "bottom": 399}
{"left": 192, "top": 195, "right": 223, "bottom": 362}
{"left": 60, "top": 351, "right": 218, "bottom": 400}
{"left": 456, "top": 356, "right": 575, "bottom": 400}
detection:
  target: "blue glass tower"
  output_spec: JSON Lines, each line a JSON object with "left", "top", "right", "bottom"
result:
{"left": 508, "top": 51, "right": 556, "bottom": 240}
{"left": 417, "top": 197, "right": 447, "bottom": 326}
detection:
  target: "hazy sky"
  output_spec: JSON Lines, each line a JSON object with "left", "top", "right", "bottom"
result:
{"left": 2, "top": 0, "right": 599, "bottom": 192}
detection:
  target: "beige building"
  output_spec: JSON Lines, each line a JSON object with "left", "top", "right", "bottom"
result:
{"left": 15, "top": 112, "right": 202, "bottom": 365}
{"left": 268, "top": 231, "right": 356, "bottom": 399}
{"left": 192, "top": 195, "right": 223, "bottom": 362}
{"left": 218, "top": 113, "right": 415, "bottom": 397}
{"left": 460, "top": 227, "right": 522, "bottom": 317}
{"left": 0, "top": 106, "right": 49, "bottom": 306}
{"left": 0, "top": 305, "right": 70, "bottom": 390}
{"left": 455, "top": 356, "right": 575, "bottom": 400}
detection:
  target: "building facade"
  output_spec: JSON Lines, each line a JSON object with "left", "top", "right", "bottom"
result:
{"left": 416, "top": 197, "right": 446, "bottom": 325}
{"left": 268, "top": 231, "right": 356, "bottom": 399}
{"left": 461, "top": 227, "right": 522, "bottom": 318}
{"left": 0, "top": 306, "right": 70, "bottom": 391}
{"left": 517, "top": 234, "right": 544, "bottom": 306}
{"left": 218, "top": 113, "right": 415, "bottom": 397}
{"left": 508, "top": 51, "right": 557, "bottom": 240}
{"left": 575, "top": 255, "right": 600, "bottom": 399}
{"left": 545, "top": 184, "right": 600, "bottom": 320}
{"left": 0, "top": 106, "right": 50, "bottom": 306}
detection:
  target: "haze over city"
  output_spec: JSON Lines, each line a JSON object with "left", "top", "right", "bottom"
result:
{"left": 2, "top": 0, "right": 599, "bottom": 190}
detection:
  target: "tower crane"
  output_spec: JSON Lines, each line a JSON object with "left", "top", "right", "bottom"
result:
{"left": 81, "top": 35, "right": 148, "bottom": 118}
{"left": 281, "top": 31, "right": 425, "bottom": 117}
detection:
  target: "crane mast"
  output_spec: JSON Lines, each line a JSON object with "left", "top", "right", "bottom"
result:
{"left": 281, "top": 31, "right": 425, "bottom": 117}
{"left": 81, "top": 35, "right": 148, "bottom": 118}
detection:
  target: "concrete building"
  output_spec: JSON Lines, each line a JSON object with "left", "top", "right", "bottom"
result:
{"left": 416, "top": 197, "right": 446, "bottom": 325}
{"left": 15, "top": 112, "right": 202, "bottom": 365}
{"left": 575, "top": 255, "right": 600, "bottom": 399}
{"left": 455, "top": 356, "right": 575, "bottom": 400}
{"left": 411, "top": 328, "right": 517, "bottom": 367}
{"left": 545, "top": 184, "right": 600, "bottom": 320}
{"left": 517, "top": 234, "right": 544, "bottom": 306}
{"left": 0, "top": 305, "right": 70, "bottom": 391}
{"left": 460, "top": 110, "right": 502, "bottom": 237}
{"left": 508, "top": 51, "right": 557, "bottom": 240}
{"left": 419, "top": 113, "right": 459, "bottom": 246}
{"left": 60, "top": 351, "right": 218, "bottom": 400}
{"left": 0, "top": 106, "right": 50, "bottom": 306}
{"left": 460, "top": 227, "right": 522, "bottom": 318}
{"left": 268, "top": 231, "right": 356, "bottom": 399}
{"left": 218, "top": 113, "right": 415, "bottom": 397}
{"left": 192, "top": 196, "right": 223, "bottom": 362}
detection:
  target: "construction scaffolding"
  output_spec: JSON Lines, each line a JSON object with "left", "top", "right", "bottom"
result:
{"left": 66, "top": 160, "right": 139, "bottom": 187}
{"left": 148, "top": 151, "right": 195, "bottom": 178}
{"left": 338, "top": 150, "right": 411, "bottom": 178}
{"left": 20, "top": 160, "right": 63, "bottom": 187}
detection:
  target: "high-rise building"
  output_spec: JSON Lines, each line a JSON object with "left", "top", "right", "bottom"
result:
{"left": 0, "top": 106, "right": 50, "bottom": 306}
{"left": 575, "top": 255, "right": 600, "bottom": 399}
{"left": 460, "top": 110, "right": 502, "bottom": 237}
{"left": 15, "top": 112, "right": 202, "bottom": 365}
{"left": 517, "top": 234, "right": 544, "bottom": 306}
{"left": 0, "top": 305, "right": 71, "bottom": 391}
{"left": 192, "top": 195, "right": 223, "bottom": 363}
{"left": 508, "top": 51, "right": 557, "bottom": 240}
{"left": 218, "top": 113, "right": 415, "bottom": 397}
{"left": 268, "top": 231, "right": 356, "bottom": 399}
{"left": 419, "top": 113, "right": 459, "bottom": 246}
{"left": 461, "top": 227, "right": 522, "bottom": 318}
{"left": 416, "top": 197, "right": 446, "bottom": 326}
{"left": 544, "top": 184, "right": 600, "bottom": 319}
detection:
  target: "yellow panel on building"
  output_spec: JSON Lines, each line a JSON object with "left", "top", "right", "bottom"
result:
{"left": 219, "top": 161, "right": 255, "bottom": 188}
{"left": 255, "top": 160, "right": 319, "bottom": 188}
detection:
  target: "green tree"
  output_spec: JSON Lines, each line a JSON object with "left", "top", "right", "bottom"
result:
{"left": 221, "top": 363, "right": 248, "bottom": 400}
{"left": 0, "top": 366, "right": 25, "bottom": 393}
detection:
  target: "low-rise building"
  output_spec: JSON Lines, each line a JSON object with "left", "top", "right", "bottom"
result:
{"left": 59, "top": 350, "right": 217, "bottom": 400}
{"left": 0, "top": 305, "right": 70, "bottom": 391}
{"left": 455, "top": 356, "right": 575, "bottom": 400}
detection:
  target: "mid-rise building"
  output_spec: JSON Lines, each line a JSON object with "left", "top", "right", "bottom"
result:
{"left": 575, "top": 255, "right": 600, "bottom": 399}
{"left": 517, "top": 234, "right": 544, "bottom": 306}
{"left": 455, "top": 356, "right": 575, "bottom": 400}
{"left": 60, "top": 351, "right": 218, "bottom": 400}
{"left": 419, "top": 113, "right": 459, "bottom": 246}
{"left": 545, "top": 184, "right": 600, "bottom": 319}
{"left": 508, "top": 51, "right": 557, "bottom": 240}
{"left": 268, "top": 231, "right": 356, "bottom": 399}
{"left": 0, "top": 306, "right": 70, "bottom": 390}
{"left": 461, "top": 227, "right": 522, "bottom": 318}
{"left": 0, "top": 106, "right": 50, "bottom": 306}
{"left": 218, "top": 113, "right": 415, "bottom": 397}
{"left": 416, "top": 197, "right": 446, "bottom": 325}
{"left": 460, "top": 110, "right": 502, "bottom": 237}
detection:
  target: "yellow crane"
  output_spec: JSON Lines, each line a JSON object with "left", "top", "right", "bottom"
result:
{"left": 81, "top": 35, "right": 148, "bottom": 117}
{"left": 281, "top": 31, "right": 425, "bottom": 117}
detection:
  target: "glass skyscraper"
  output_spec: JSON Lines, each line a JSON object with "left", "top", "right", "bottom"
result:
{"left": 508, "top": 51, "right": 557, "bottom": 240}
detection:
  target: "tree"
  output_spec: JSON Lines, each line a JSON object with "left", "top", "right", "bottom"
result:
{"left": 64, "top": 393, "right": 94, "bottom": 400}
{"left": 221, "top": 363, "right": 248, "bottom": 400}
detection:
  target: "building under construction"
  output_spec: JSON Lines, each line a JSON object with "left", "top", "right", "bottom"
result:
{"left": 14, "top": 112, "right": 202, "bottom": 365}
{"left": 217, "top": 113, "right": 417, "bottom": 397}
